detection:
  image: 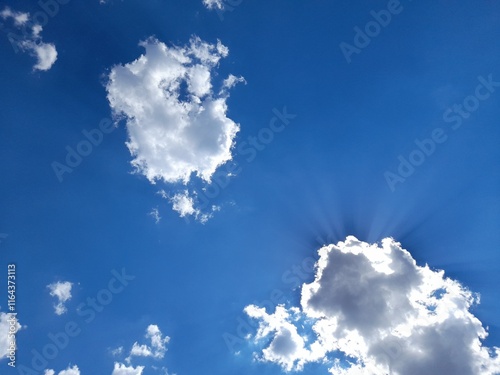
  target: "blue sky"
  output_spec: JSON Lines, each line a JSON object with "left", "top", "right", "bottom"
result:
{"left": 0, "top": 0, "right": 500, "bottom": 374}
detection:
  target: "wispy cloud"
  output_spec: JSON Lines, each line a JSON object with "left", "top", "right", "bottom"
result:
{"left": 149, "top": 207, "right": 161, "bottom": 224}
{"left": 1, "top": 7, "right": 57, "bottom": 71}
{"left": 202, "top": 0, "right": 225, "bottom": 10}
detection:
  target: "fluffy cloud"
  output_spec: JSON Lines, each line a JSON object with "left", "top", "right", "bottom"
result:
{"left": 1, "top": 7, "right": 58, "bottom": 71}
{"left": 0, "top": 312, "right": 21, "bottom": 360}
{"left": 170, "top": 191, "right": 199, "bottom": 218}
{"left": 44, "top": 365, "right": 80, "bottom": 375}
{"left": 244, "top": 305, "right": 310, "bottom": 371}
{"left": 106, "top": 36, "right": 241, "bottom": 185}
{"left": 169, "top": 190, "right": 220, "bottom": 223}
{"left": 245, "top": 236, "right": 500, "bottom": 374}
{"left": 30, "top": 42, "right": 58, "bottom": 71}
{"left": 47, "top": 281, "right": 73, "bottom": 315}
{"left": 112, "top": 362, "right": 144, "bottom": 375}
{"left": 112, "top": 325, "right": 173, "bottom": 374}
{"left": 127, "top": 325, "right": 170, "bottom": 362}
{"left": 106, "top": 36, "right": 242, "bottom": 222}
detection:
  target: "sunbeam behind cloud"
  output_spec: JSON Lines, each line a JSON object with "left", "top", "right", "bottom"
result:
{"left": 244, "top": 236, "right": 500, "bottom": 374}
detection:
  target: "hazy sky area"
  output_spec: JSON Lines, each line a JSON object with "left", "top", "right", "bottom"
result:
{"left": 0, "top": 1, "right": 499, "bottom": 374}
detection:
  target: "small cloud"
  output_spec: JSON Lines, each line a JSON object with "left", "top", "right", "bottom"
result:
{"left": 149, "top": 207, "right": 161, "bottom": 224}
{"left": 112, "top": 362, "right": 144, "bottom": 375}
{"left": 1, "top": 7, "right": 58, "bottom": 71}
{"left": 30, "top": 42, "right": 58, "bottom": 71}
{"left": 170, "top": 191, "right": 198, "bottom": 219}
{"left": 125, "top": 324, "right": 170, "bottom": 363}
{"left": 47, "top": 281, "right": 73, "bottom": 315}
{"left": 220, "top": 74, "right": 246, "bottom": 94}
{"left": 111, "top": 346, "right": 124, "bottom": 356}
{"left": 202, "top": 0, "right": 225, "bottom": 10}
{"left": 44, "top": 365, "right": 80, "bottom": 375}
{"left": 168, "top": 190, "right": 216, "bottom": 223}
{"left": 0, "top": 7, "right": 28, "bottom": 25}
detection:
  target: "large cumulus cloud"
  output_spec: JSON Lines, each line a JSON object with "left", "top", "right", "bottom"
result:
{"left": 245, "top": 236, "right": 500, "bottom": 374}
{"left": 106, "top": 36, "right": 242, "bottom": 186}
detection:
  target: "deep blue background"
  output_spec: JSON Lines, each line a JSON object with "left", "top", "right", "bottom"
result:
{"left": 0, "top": 0, "right": 499, "bottom": 374}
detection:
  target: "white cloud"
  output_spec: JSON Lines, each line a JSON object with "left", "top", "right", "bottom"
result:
{"left": 170, "top": 191, "right": 197, "bottom": 218}
{"left": 106, "top": 36, "right": 242, "bottom": 220}
{"left": 0, "top": 8, "right": 29, "bottom": 25}
{"left": 245, "top": 236, "right": 500, "bottom": 374}
{"left": 47, "top": 281, "right": 73, "bottom": 315}
{"left": 202, "top": 0, "right": 225, "bottom": 10}
{"left": 149, "top": 207, "right": 161, "bottom": 224}
{"left": 44, "top": 365, "right": 80, "bottom": 375}
{"left": 30, "top": 42, "right": 58, "bottom": 71}
{"left": 106, "top": 36, "right": 240, "bottom": 185}
{"left": 221, "top": 74, "right": 246, "bottom": 92}
{"left": 245, "top": 305, "right": 309, "bottom": 371}
{"left": 168, "top": 190, "right": 218, "bottom": 223}
{"left": 126, "top": 325, "right": 170, "bottom": 362}
{"left": 1, "top": 7, "right": 58, "bottom": 71}
{"left": 111, "top": 346, "right": 124, "bottom": 356}
{"left": 0, "top": 312, "right": 21, "bottom": 360}
{"left": 112, "top": 362, "right": 144, "bottom": 375}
